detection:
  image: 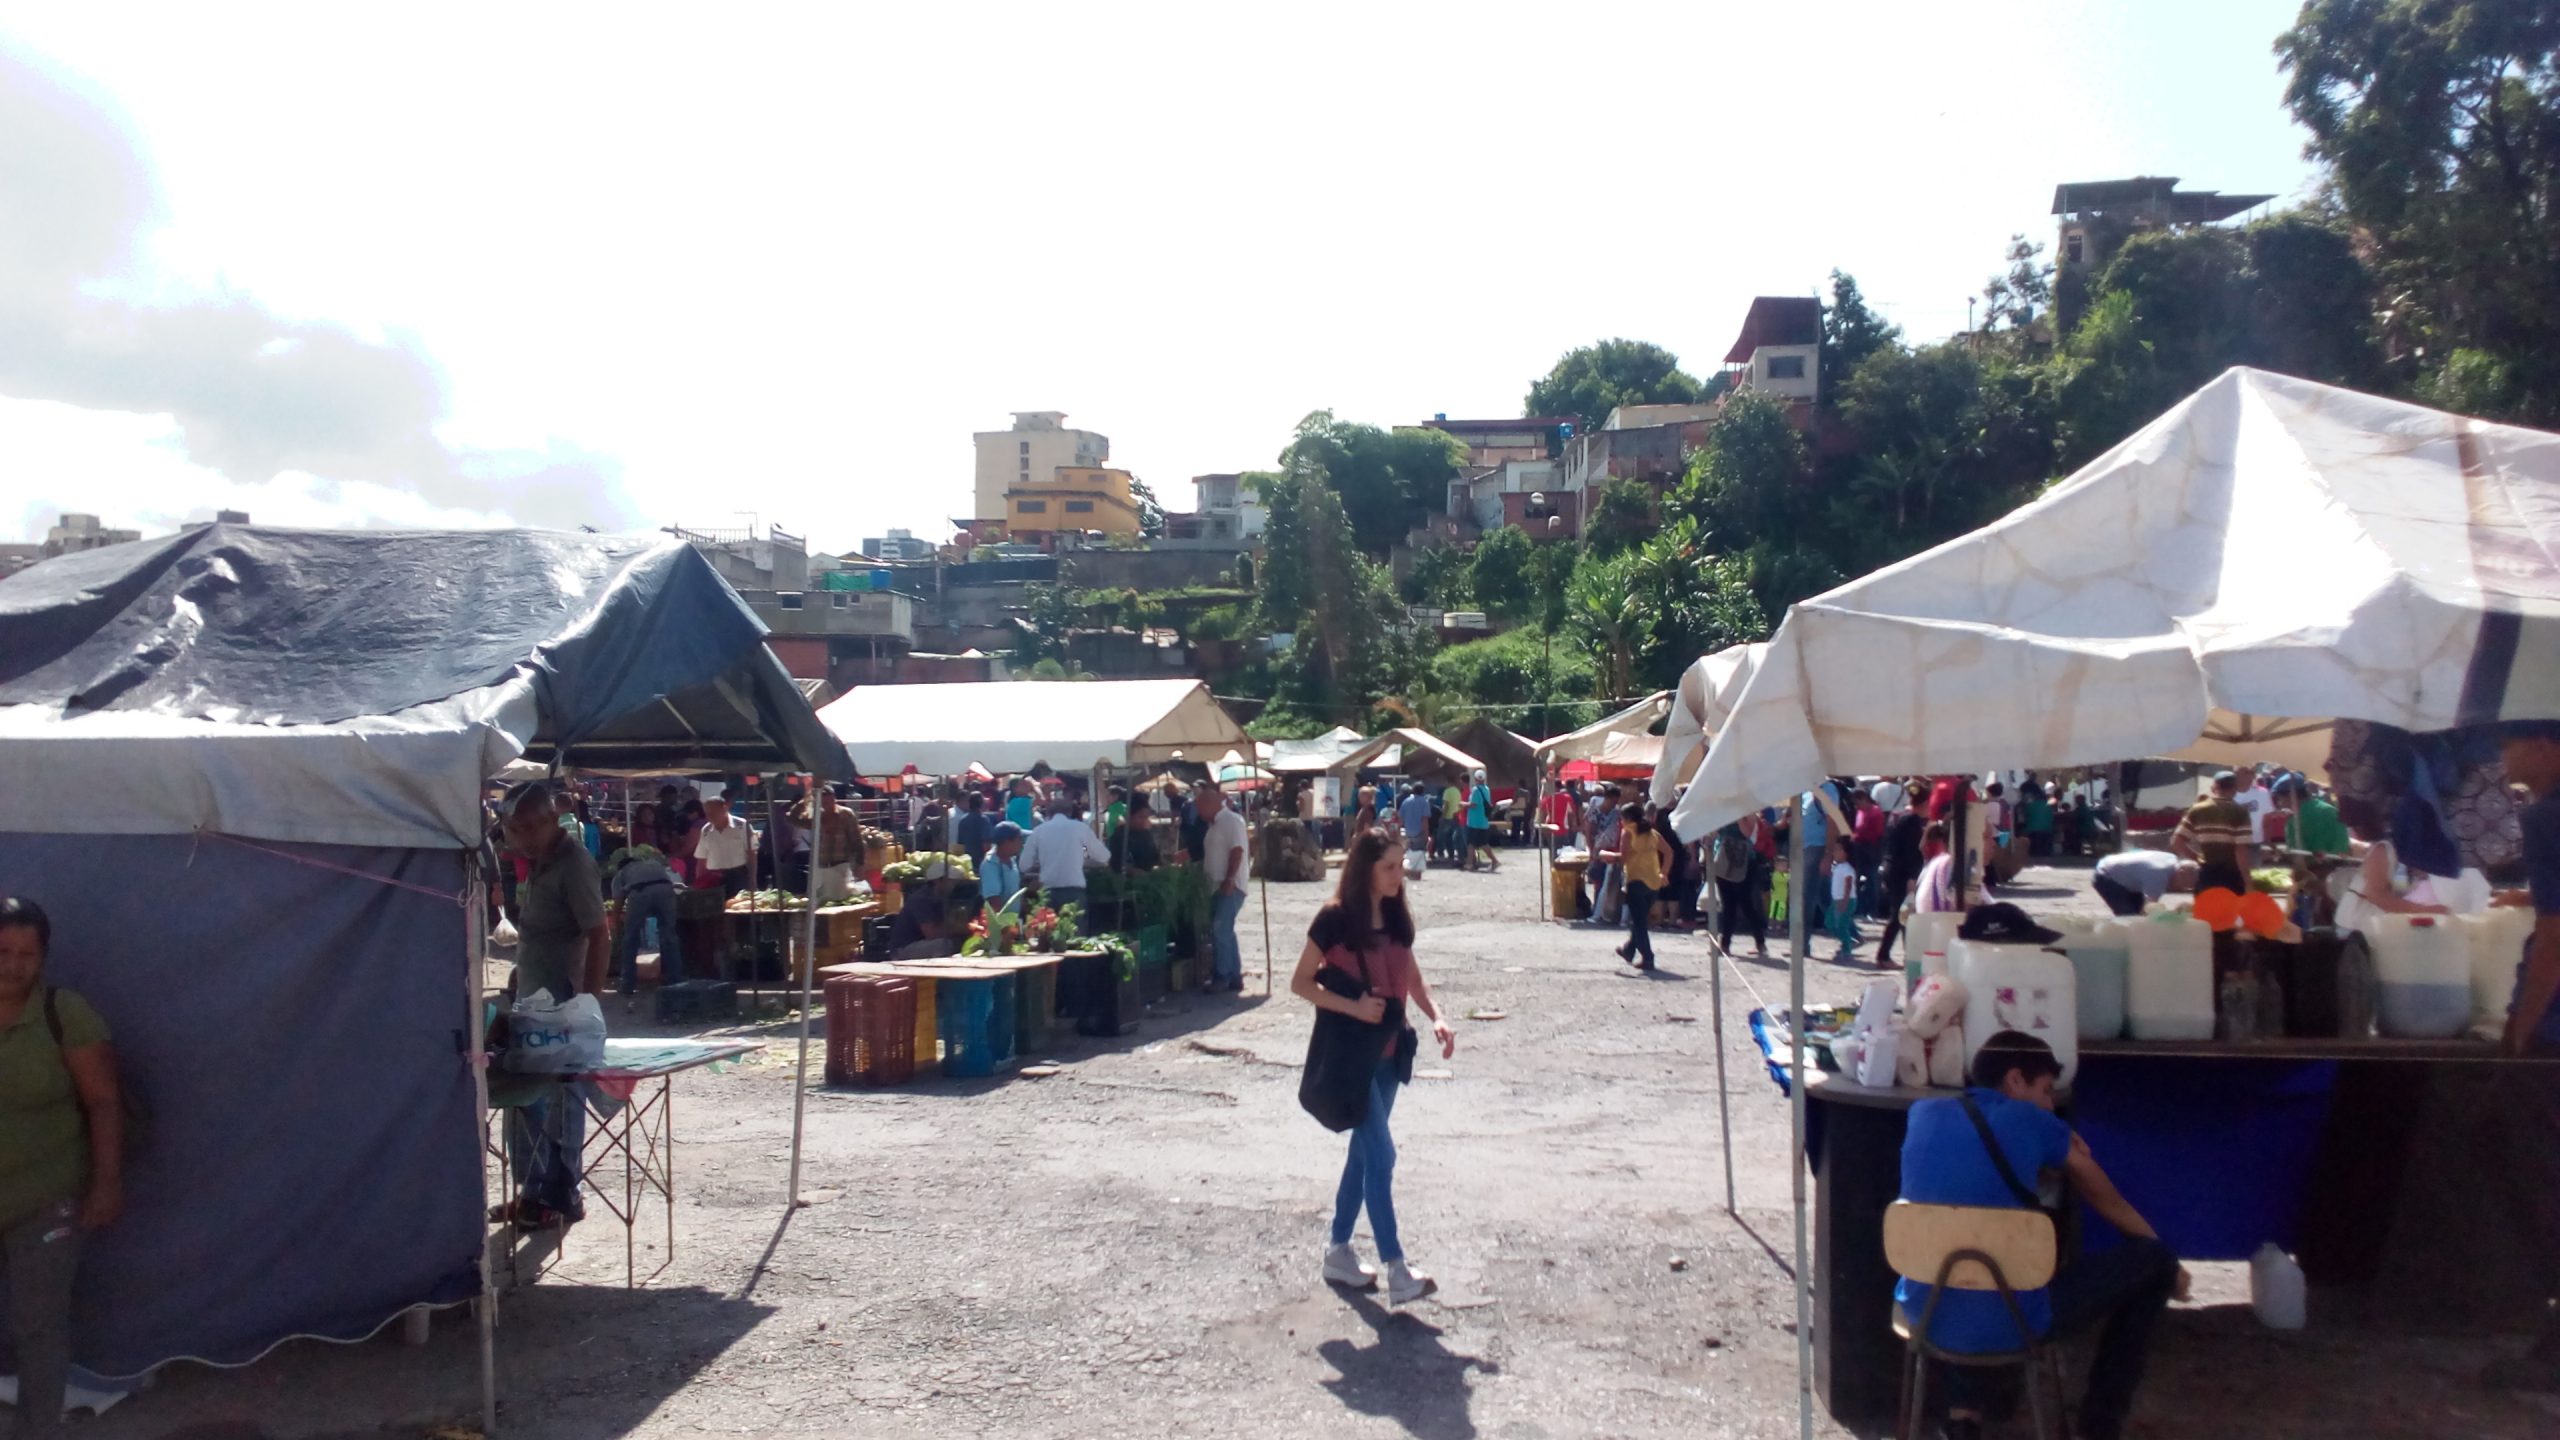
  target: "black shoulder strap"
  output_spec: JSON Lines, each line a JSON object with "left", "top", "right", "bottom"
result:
{"left": 1958, "top": 1094, "right": 2043, "bottom": 1211}
{"left": 44, "top": 984, "right": 64, "bottom": 1047}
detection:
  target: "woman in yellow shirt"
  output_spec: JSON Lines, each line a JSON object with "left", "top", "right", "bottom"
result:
{"left": 1602, "top": 804, "right": 1672, "bottom": 971}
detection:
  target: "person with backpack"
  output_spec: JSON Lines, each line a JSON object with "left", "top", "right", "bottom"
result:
{"left": 1289, "top": 828, "right": 1455, "bottom": 1305}
{"left": 0, "top": 897, "right": 125, "bottom": 1440}
{"left": 1711, "top": 815, "right": 1771, "bottom": 958}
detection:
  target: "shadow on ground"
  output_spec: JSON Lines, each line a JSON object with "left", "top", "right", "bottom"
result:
{"left": 1316, "top": 1290, "right": 1499, "bottom": 1440}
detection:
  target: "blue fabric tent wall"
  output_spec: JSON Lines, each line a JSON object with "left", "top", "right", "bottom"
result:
{"left": 0, "top": 835, "right": 480, "bottom": 1377}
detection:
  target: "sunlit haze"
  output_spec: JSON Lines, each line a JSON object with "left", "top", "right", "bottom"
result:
{"left": 1, "top": 2, "right": 2321, "bottom": 551}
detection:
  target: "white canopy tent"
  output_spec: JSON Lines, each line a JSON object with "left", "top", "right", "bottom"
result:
{"left": 1672, "top": 368, "right": 2560, "bottom": 839}
{"left": 1329, "top": 727, "right": 1487, "bottom": 779}
{"left": 1533, "top": 691, "right": 1672, "bottom": 763}
{"left": 819, "top": 678, "right": 1248, "bottom": 775}
{"left": 1664, "top": 368, "right": 2560, "bottom": 1439}
{"left": 1267, "top": 726, "right": 1371, "bottom": 774}
{"left": 1651, "top": 642, "right": 1766, "bottom": 807}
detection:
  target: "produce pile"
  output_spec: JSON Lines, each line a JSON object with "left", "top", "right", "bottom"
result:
{"left": 726, "top": 889, "right": 810, "bottom": 912}
{"left": 882, "top": 851, "right": 977, "bottom": 885}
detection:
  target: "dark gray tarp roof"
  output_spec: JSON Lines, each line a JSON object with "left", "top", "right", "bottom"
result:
{"left": 0, "top": 524, "right": 850, "bottom": 780}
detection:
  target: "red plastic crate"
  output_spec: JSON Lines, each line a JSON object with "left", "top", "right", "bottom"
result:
{"left": 824, "top": 975, "right": 917, "bottom": 1086}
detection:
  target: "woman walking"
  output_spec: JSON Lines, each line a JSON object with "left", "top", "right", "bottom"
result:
{"left": 1710, "top": 816, "right": 1771, "bottom": 958}
{"left": 1291, "top": 829, "right": 1455, "bottom": 1305}
{"left": 1604, "top": 803, "right": 1670, "bottom": 971}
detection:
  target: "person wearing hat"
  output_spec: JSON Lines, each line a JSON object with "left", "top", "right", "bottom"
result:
{"left": 979, "top": 821, "right": 1027, "bottom": 913}
{"left": 2171, "top": 771, "right": 2254, "bottom": 895}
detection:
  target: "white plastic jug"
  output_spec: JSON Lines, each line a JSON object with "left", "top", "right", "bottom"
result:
{"left": 2462, "top": 908, "right": 2534, "bottom": 1034}
{"left": 2125, "top": 912, "right": 2215, "bottom": 1041}
{"left": 2250, "top": 1244, "right": 2306, "bottom": 1330}
{"left": 2367, "top": 913, "right": 2472, "bottom": 1038}
{"left": 1905, "top": 911, "right": 1960, "bottom": 983}
{"left": 2046, "top": 916, "right": 2131, "bottom": 1040}
{"left": 1951, "top": 939, "right": 2080, "bottom": 1088}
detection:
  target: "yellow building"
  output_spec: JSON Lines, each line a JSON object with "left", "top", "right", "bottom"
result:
{"left": 1005, "top": 466, "right": 1145, "bottom": 537}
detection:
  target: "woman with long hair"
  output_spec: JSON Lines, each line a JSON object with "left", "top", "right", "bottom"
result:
{"left": 1290, "top": 827, "right": 1456, "bottom": 1305}
{"left": 1602, "top": 803, "right": 1670, "bottom": 971}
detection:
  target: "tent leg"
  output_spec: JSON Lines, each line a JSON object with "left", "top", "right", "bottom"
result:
{"left": 1259, "top": 863, "right": 1272, "bottom": 993}
{"left": 466, "top": 860, "right": 500, "bottom": 1437}
{"left": 1787, "top": 793, "right": 1812, "bottom": 1440}
{"left": 1711, "top": 937, "right": 1736, "bottom": 1217}
{"left": 789, "top": 772, "right": 818, "bottom": 1206}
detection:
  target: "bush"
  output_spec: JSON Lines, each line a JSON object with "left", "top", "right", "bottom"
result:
{"left": 1427, "top": 628, "right": 1595, "bottom": 708}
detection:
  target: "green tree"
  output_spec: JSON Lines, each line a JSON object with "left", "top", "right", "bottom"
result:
{"left": 1583, "top": 478, "right": 1656, "bottom": 557}
{"left": 1821, "top": 270, "right": 1903, "bottom": 400}
{"left": 1626, "top": 516, "right": 1770, "bottom": 688}
{"left": 1524, "top": 338, "right": 1706, "bottom": 429}
{"left": 1982, "top": 234, "right": 2054, "bottom": 331}
{"left": 1567, "top": 548, "right": 1653, "bottom": 702}
{"left": 1280, "top": 411, "right": 1469, "bottom": 556}
{"left": 2280, "top": 0, "right": 2560, "bottom": 422}
{"left": 1467, "top": 525, "right": 1536, "bottom": 620}
{"left": 1128, "top": 477, "right": 1168, "bottom": 537}
{"left": 1673, "top": 390, "right": 1811, "bottom": 544}
{"left": 1400, "top": 543, "right": 1473, "bottom": 607}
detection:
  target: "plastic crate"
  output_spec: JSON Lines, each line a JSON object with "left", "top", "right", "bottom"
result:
{"left": 1138, "top": 957, "right": 1169, "bottom": 1006}
{"left": 986, "top": 973, "right": 1018, "bottom": 1067}
{"left": 1134, "top": 925, "right": 1169, "bottom": 970}
{"left": 937, "top": 976, "right": 1003, "bottom": 1078}
{"left": 1015, "top": 964, "right": 1058, "bottom": 1051}
{"left": 824, "top": 975, "right": 915, "bottom": 1086}
{"left": 655, "top": 979, "right": 738, "bottom": 1024}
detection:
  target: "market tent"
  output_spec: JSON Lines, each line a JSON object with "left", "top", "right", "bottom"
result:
{"left": 819, "top": 677, "right": 1246, "bottom": 775}
{"left": 1672, "top": 368, "right": 2560, "bottom": 840}
{"left": 1533, "top": 692, "right": 1672, "bottom": 763}
{"left": 1329, "top": 727, "right": 1486, "bottom": 780}
{"left": 1444, "top": 716, "right": 1540, "bottom": 791}
{"left": 0, "top": 525, "right": 844, "bottom": 1390}
{"left": 1590, "top": 730, "right": 1662, "bottom": 778}
{"left": 1651, "top": 643, "right": 1767, "bottom": 807}
{"left": 1267, "top": 725, "right": 1371, "bottom": 774}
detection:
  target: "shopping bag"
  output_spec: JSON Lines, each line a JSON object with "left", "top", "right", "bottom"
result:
{"left": 508, "top": 989, "right": 606, "bottom": 1073}
{"left": 1299, "top": 962, "right": 1390, "bottom": 1132}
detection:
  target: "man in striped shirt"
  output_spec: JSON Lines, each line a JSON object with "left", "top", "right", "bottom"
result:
{"left": 2171, "top": 771, "right": 2254, "bottom": 895}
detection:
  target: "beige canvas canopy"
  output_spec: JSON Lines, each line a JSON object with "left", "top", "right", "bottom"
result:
{"left": 820, "top": 678, "right": 1246, "bottom": 775}
{"left": 1534, "top": 692, "right": 1672, "bottom": 763}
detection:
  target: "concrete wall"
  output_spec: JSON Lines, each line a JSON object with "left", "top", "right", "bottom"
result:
{"left": 1061, "top": 548, "right": 1249, "bottom": 592}
{"left": 1750, "top": 343, "right": 1820, "bottom": 401}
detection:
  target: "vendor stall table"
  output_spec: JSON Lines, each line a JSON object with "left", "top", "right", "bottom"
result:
{"left": 486, "top": 1037, "right": 760, "bottom": 1289}
{"left": 821, "top": 956, "right": 1065, "bottom": 1074}
{"left": 1802, "top": 1044, "right": 2560, "bottom": 1427}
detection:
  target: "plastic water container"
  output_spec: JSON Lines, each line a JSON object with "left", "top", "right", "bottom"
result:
{"left": 2047, "top": 916, "right": 2131, "bottom": 1040}
{"left": 1904, "top": 911, "right": 1960, "bottom": 987}
{"left": 2125, "top": 912, "right": 2216, "bottom": 1041}
{"left": 1950, "top": 938, "right": 2080, "bottom": 1088}
{"left": 2251, "top": 1244, "right": 2306, "bottom": 1330}
{"left": 2367, "top": 914, "right": 2472, "bottom": 1038}
{"left": 2462, "top": 909, "right": 2534, "bottom": 1033}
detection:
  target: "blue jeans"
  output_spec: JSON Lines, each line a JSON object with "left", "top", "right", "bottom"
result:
{"left": 1828, "top": 895, "right": 1859, "bottom": 956}
{"left": 508, "top": 1088, "right": 587, "bottom": 1218}
{"left": 615, "top": 882, "right": 682, "bottom": 991}
{"left": 1330, "top": 1057, "right": 1404, "bottom": 1261}
{"left": 1211, "top": 889, "right": 1246, "bottom": 985}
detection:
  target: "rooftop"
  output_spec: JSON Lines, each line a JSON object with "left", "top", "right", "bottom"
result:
{"left": 2051, "top": 176, "right": 2276, "bottom": 223}
{"left": 1423, "top": 417, "right": 1568, "bottom": 435}
{"left": 1723, "top": 296, "right": 1823, "bottom": 364}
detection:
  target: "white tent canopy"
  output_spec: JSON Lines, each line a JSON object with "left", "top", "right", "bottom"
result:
{"left": 1267, "top": 726, "right": 1372, "bottom": 774}
{"left": 1652, "top": 642, "right": 1766, "bottom": 806}
{"left": 1534, "top": 691, "right": 1672, "bottom": 762}
{"left": 1330, "top": 727, "right": 1486, "bottom": 777}
{"left": 1672, "top": 368, "right": 2560, "bottom": 841}
{"left": 820, "top": 677, "right": 1248, "bottom": 775}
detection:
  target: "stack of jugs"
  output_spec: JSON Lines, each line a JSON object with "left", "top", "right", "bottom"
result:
{"left": 2045, "top": 915, "right": 2131, "bottom": 1040}
{"left": 1904, "top": 910, "right": 1961, "bottom": 988}
{"left": 2125, "top": 909, "right": 2216, "bottom": 1041}
{"left": 2366, "top": 912, "right": 2472, "bottom": 1038}
{"left": 2461, "top": 908, "right": 2534, "bottom": 1035}
{"left": 1950, "top": 936, "right": 2080, "bottom": 1088}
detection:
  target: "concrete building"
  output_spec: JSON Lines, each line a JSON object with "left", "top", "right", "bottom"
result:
{"left": 861, "top": 528, "right": 938, "bottom": 562}
{"left": 1724, "top": 297, "right": 1823, "bottom": 403}
{"left": 972, "top": 411, "right": 1109, "bottom": 526}
{"left": 0, "top": 543, "right": 42, "bottom": 579}
{"left": 1177, "top": 473, "right": 1264, "bottom": 546}
{"left": 1420, "top": 416, "right": 1565, "bottom": 469}
{"left": 2053, "top": 176, "right": 2274, "bottom": 273}
{"left": 668, "top": 522, "right": 915, "bottom": 688}
{"left": 45, "top": 513, "right": 141, "bottom": 556}
{"left": 1005, "top": 465, "right": 1145, "bottom": 540}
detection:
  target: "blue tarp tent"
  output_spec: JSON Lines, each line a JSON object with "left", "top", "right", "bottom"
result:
{"left": 0, "top": 525, "right": 847, "bottom": 1392}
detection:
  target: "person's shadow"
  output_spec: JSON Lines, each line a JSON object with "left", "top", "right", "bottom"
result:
{"left": 1316, "top": 1289, "right": 1496, "bottom": 1440}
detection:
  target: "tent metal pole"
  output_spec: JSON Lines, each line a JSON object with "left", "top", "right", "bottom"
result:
{"left": 1259, "top": 845, "right": 1273, "bottom": 993}
{"left": 1711, "top": 932, "right": 1737, "bottom": 1217}
{"left": 1788, "top": 793, "right": 1812, "bottom": 1440}
{"left": 465, "top": 854, "right": 500, "bottom": 1437}
{"left": 788, "top": 772, "right": 818, "bottom": 1205}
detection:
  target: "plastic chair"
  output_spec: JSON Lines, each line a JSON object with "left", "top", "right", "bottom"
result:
{"left": 1883, "top": 1200, "right": 2067, "bottom": 1440}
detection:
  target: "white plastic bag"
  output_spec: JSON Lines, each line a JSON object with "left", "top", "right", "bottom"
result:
{"left": 1928, "top": 1022, "right": 1968, "bottom": 1088}
{"left": 1403, "top": 848, "right": 1426, "bottom": 879}
{"left": 508, "top": 989, "right": 606, "bottom": 1073}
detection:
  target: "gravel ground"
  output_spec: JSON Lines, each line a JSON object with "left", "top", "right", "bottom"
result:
{"left": 71, "top": 859, "right": 2560, "bottom": 1439}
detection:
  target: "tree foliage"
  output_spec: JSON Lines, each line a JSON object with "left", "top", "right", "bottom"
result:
{"left": 1583, "top": 478, "right": 1657, "bottom": 558}
{"left": 1280, "top": 411, "right": 1468, "bottom": 557}
{"left": 1821, "top": 270, "right": 1903, "bottom": 400}
{"left": 1524, "top": 338, "right": 1705, "bottom": 429}
{"left": 1467, "top": 525, "right": 1536, "bottom": 621}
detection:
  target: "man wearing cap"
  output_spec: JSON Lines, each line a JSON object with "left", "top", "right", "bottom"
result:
{"left": 2487, "top": 721, "right": 2560, "bottom": 1391}
{"left": 496, "top": 782, "right": 608, "bottom": 1229}
{"left": 2170, "top": 771, "right": 2254, "bottom": 895}
{"left": 979, "top": 822, "right": 1027, "bottom": 913}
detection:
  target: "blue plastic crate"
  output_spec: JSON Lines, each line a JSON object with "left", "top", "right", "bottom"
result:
{"left": 937, "top": 977, "right": 1001, "bottom": 1078}
{"left": 985, "top": 973, "right": 1018, "bottom": 1066}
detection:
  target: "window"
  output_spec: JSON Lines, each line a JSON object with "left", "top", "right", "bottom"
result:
{"left": 1017, "top": 499, "right": 1047, "bottom": 514}
{"left": 1064, "top": 499, "right": 1095, "bottom": 514}
{"left": 1766, "top": 354, "right": 1806, "bottom": 380}
{"left": 2065, "top": 233, "right": 2084, "bottom": 265}
{"left": 1019, "top": 441, "right": 1030, "bottom": 455}
{"left": 778, "top": 593, "right": 804, "bottom": 610}
{"left": 831, "top": 593, "right": 849, "bottom": 608}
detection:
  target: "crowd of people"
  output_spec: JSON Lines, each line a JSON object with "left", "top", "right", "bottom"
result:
{"left": 1281, "top": 770, "right": 1505, "bottom": 873}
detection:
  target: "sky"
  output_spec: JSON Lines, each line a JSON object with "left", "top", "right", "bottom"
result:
{"left": 0, "top": 1, "right": 2327, "bottom": 555}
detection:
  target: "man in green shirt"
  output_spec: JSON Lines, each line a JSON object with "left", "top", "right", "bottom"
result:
{"left": 1, "top": 896, "right": 124, "bottom": 1436}
{"left": 1103, "top": 785, "right": 1130, "bottom": 841}
{"left": 2276, "top": 776, "right": 2350, "bottom": 856}
{"left": 499, "top": 783, "right": 608, "bottom": 1229}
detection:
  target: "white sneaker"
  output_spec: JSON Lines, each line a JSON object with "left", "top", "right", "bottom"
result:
{"left": 1323, "top": 1243, "right": 1376, "bottom": 1289}
{"left": 1383, "top": 1259, "right": 1436, "bottom": 1305}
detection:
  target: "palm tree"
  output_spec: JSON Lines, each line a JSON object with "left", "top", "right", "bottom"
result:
{"left": 1567, "top": 549, "right": 1653, "bottom": 703}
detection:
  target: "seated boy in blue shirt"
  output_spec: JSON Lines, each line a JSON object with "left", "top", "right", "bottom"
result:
{"left": 1898, "top": 1031, "right": 2187, "bottom": 1440}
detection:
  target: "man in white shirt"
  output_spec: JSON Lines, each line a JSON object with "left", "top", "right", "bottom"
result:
{"left": 1199, "top": 781, "right": 1251, "bottom": 993}
{"left": 693, "top": 796, "right": 757, "bottom": 898}
{"left": 2235, "top": 766, "right": 2277, "bottom": 847}
{"left": 1022, "top": 799, "right": 1111, "bottom": 914}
